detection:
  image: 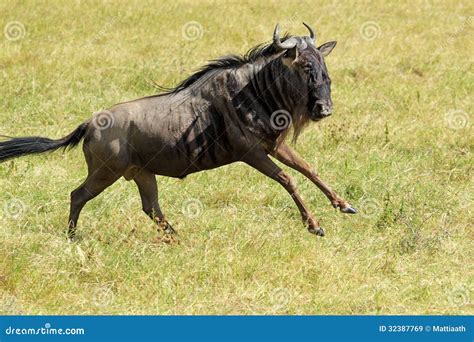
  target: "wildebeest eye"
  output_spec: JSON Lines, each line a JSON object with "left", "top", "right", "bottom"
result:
{"left": 308, "top": 69, "right": 317, "bottom": 83}
{"left": 302, "top": 63, "right": 312, "bottom": 73}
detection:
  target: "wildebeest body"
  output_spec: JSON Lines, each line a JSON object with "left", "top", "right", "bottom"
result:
{"left": 0, "top": 23, "right": 357, "bottom": 239}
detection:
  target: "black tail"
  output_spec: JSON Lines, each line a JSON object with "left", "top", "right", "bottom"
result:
{"left": 0, "top": 122, "right": 89, "bottom": 163}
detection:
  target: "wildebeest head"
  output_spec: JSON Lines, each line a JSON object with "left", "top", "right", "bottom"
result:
{"left": 273, "top": 23, "right": 337, "bottom": 121}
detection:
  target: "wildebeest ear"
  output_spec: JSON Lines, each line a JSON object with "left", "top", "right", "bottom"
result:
{"left": 286, "top": 46, "right": 299, "bottom": 60}
{"left": 282, "top": 46, "right": 299, "bottom": 67}
{"left": 317, "top": 41, "right": 337, "bottom": 57}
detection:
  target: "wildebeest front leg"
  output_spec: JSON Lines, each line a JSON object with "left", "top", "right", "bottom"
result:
{"left": 244, "top": 151, "right": 325, "bottom": 236}
{"left": 271, "top": 143, "right": 357, "bottom": 214}
{"left": 134, "top": 170, "right": 176, "bottom": 234}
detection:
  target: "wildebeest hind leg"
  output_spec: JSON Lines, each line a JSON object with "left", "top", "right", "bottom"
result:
{"left": 134, "top": 170, "right": 176, "bottom": 234}
{"left": 68, "top": 168, "right": 121, "bottom": 240}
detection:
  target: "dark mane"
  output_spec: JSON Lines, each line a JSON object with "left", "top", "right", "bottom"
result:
{"left": 157, "top": 34, "right": 292, "bottom": 94}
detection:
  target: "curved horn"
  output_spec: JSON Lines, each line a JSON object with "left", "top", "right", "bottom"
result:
{"left": 273, "top": 23, "right": 299, "bottom": 50}
{"left": 302, "top": 22, "right": 315, "bottom": 42}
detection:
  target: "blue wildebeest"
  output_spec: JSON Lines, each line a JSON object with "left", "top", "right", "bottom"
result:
{"left": 0, "top": 23, "right": 356, "bottom": 239}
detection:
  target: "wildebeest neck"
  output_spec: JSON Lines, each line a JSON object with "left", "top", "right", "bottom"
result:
{"left": 228, "top": 57, "right": 308, "bottom": 145}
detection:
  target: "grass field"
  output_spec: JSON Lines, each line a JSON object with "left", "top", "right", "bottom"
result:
{"left": 0, "top": 0, "right": 472, "bottom": 314}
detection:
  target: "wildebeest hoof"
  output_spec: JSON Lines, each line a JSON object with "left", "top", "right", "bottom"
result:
{"left": 308, "top": 227, "right": 325, "bottom": 237}
{"left": 340, "top": 206, "right": 357, "bottom": 214}
{"left": 163, "top": 222, "right": 177, "bottom": 235}
{"left": 157, "top": 219, "right": 177, "bottom": 234}
{"left": 67, "top": 235, "right": 82, "bottom": 243}
{"left": 66, "top": 231, "right": 78, "bottom": 242}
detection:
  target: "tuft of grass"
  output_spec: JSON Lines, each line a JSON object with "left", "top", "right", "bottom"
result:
{"left": 0, "top": 0, "right": 472, "bottom": 314}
